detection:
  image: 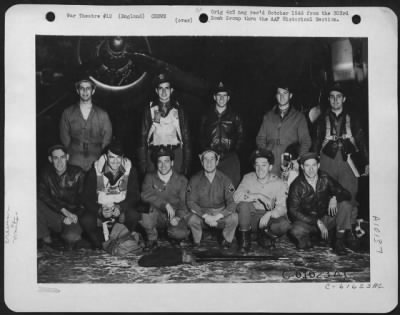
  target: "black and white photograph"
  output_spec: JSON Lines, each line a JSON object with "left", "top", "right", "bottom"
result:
{"left": 4, "top": 4, "right": 398, "bottom": 313}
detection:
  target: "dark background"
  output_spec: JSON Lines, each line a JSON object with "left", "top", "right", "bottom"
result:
{"left": 36, "top": 36, "right": 369, "bottom": 178}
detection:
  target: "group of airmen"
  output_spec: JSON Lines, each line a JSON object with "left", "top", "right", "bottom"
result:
{"left": 38, "top": 72, "right": 369, "bottom": 257}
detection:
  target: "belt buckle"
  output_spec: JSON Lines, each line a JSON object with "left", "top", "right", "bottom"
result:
{"left": 331, "top": 135, "right": 338, "bottom": 141}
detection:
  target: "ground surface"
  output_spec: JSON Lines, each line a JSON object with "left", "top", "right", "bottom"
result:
{"left": 38, "top": 234, "right": 370, "bottom": 283}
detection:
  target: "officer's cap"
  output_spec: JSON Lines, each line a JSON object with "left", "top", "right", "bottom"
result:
{"left": 327, "top": 82, "right": 345, "bottom": 95}
{"left": 213, "top": 81, "right": 231, "bottom": 95}
{"left": 299, "top": 152, "right": 320, "bottom": 165}
{"left": 153, "top": 73, "right": 173, "bottom": 88}
{"left": 250, "top": 148, "right": 275, "bottom": 165}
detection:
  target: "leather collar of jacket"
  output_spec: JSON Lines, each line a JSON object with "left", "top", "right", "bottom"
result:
{"left": 298, "top": 170, "right": 327, "bottom": 193}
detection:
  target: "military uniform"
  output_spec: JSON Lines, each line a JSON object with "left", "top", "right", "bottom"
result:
{"left": 187, "top": 170, "right": 238, "bottom": 244}
{"left": 140, "top": 171, "right": 190, "bottom": 242}
{"left": 234, "top": 172, "right": 290, "bottom": 235}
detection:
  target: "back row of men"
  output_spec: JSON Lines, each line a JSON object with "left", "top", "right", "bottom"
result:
{"left": 39, "top": 73, "right": 369, "bottom": 256}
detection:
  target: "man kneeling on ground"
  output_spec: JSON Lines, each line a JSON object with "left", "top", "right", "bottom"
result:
{"left": 187, "top": 148, "right": 238, "bottom": 249}
{"left": 234, "top": 149, "right": 291, "bottom": 253}
{"left": 82, "top": 140, "right": 141, "bottom": 249}
{"left": 140, "top": 146, "right": 190, "bottom": 251}
{"left": 37, "top": 144, "right": 86, "bottom": 250}
{"left": 287, "top": 152, "right": 353, "bottom": 255}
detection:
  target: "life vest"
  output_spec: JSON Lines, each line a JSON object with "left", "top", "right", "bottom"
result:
{"left": 322, "top": 113, "right": 358, "bottom": 151}
{"left": 94, "top": 154, "right": 131, "bottom": 206}
{"left": 147, "top": 103, "right": 182, "bottom": 146}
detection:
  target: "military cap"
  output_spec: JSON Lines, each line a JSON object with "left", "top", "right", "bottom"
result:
{"left": 327, "top": 82, "right": 345, "bottom": 95}
{"left": 153, "top": 72, "right": 173, "bottom": 87}
{"left": 153, "top": 145, "right": 175, "bottom": 161}
{"left": 213, "top": 81, "right": 231, "bottom": 95}
{"left": 250, "top": 148, "right": 275, "bottom": 165}
{"left": 299, "top": 152, "right": 320, "bottom": 165}
{"left": 199, "top": 147, "right": 219, "bottom": 160}
{"left": 47, "top": 144, "right": 68, "bottom": 156}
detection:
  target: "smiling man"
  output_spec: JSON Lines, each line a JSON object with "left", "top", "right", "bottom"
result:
{"left": 81, "top": 140, "right": 141, "bottom": 249}
{"left": 140, "top": 146, "right": 190, "bottom": 251}
{"left": 60, "top": 75, "right": 112, "bottom": 172}
{"left": 234, "top": 149, "right": 291, "bottom": 252}
{"left": 37, "top": 144, "right": 86, "bottom": 250}
{"left": 138, "top": 73, "right": 191, "bottom": 177}
{"left": 256, "top": 83, "right": 311, "bottom": 175}
{"left": 287, "top": 152, "right": 353, "bottom": 255}
{"left": 187, "top": 148, "right": 238, "bottom": 249}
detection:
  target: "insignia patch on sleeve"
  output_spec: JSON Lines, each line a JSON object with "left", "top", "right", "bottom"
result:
{"left": 228, "top": 183, "right": 235, "bottom": 193}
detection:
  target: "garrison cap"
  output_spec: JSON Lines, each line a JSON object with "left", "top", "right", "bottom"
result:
{"left": 299, "top": 152, "right": 320, "bottom": 165}
{"left": 250, "top": 148, "right": 275, "bottom": 165}
{"left": 199, "top": 147, "right": 219, "bottom": 160}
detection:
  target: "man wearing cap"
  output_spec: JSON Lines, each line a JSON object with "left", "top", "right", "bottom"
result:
{"left": 60, "top": 75, "right": 112, "bottom": 172}
{"left": 139, "top": 146, "right": 190, "bottom": 251}
{"left": 234, "top": 149, "right": 291, "bottom": 252}
{"left": 187, "top": 149, "right": 238, "bottom": 248}
{"left": 287, "top": 152, "right": 353, "bottom": 255}
{"left": 138, "top": 73, "right": 191, "bottom": 177}
{"left": 312, "top": 83, "right": 369, "bottom": 246}
{"left": 37, "top": 144, "right": 86, "bottom": 250}
{"left": 256, "top": 83, "right": 311, "bottom": 175}
{"left": 81, "top": 140, "right": 141, "bottom": 249}
{"left": 199, "top": 81, "right": 244, "bottom": 187}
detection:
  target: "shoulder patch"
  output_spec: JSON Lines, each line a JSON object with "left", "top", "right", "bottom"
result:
{"left": 228, "top": 183, "right": 235, "bottom": 193}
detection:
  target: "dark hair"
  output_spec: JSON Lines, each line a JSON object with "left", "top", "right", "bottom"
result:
{"left": 47, "top": 144, "right": 67, "bottom": 156}
{"left": 106, "top": 140, "right": 124, "bottom": 157}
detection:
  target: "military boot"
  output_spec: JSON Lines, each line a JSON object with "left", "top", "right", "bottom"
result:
{"left": 257, "top": 228, "right": 277, "bottom": 249}
{"left": 334, "top": 231, "right": 347, "bottom": 256}
{"left": 237, "top": 229, "right": 251, "bottom": 253}
{"left": 345, "top": 225, "right": 361, "bottom": 251}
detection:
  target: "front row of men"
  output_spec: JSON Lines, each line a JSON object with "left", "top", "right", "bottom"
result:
{"left": 38, "top": 142, "right": 357, "bottom": 256}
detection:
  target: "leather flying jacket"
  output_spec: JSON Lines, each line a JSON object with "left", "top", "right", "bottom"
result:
{"left": 38, "top": 164, "right": 86, "bottom": 215}
{"left": 313, "top": 109, "right": 369, "bottom": 163}
{"left": 138, "top": 99, "right": 191, "bottom": 175}
{"left": 200, "top": 106, "right": 244, "bottom": 156}
{"left": 287, "top": 170, "right": 351, "bottom": 226}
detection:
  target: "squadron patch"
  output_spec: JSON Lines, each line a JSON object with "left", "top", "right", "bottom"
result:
{"left": 228, "top": 183, "right": 235, "bottom": 193}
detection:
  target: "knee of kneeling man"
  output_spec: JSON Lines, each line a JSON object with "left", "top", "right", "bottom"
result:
{"left": 339, "top": 200, "right": 353, "bottom": 211}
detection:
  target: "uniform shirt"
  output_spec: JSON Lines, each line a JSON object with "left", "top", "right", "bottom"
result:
{"left": 234, "top": 172, "right": 287, "bottom": 218}
{"left": 187, "top": 170, "right": 236, "bottom": 217}
{"left": 60, "top": 104, "right": 112, "bottom": 171}
{"left": 141, "top": 171, "right": 188, "bottom": 218}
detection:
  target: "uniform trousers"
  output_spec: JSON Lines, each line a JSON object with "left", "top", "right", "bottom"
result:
{"left": 187, "top": 211, "right": 238, "bottom": 244}
{"left": 289, "top": 200, "right": 352, "bottom": 247}
{"left": 217, "top": 152, "right": 241, "bottom": 188}
{"left": 320, "top": 151, "right": 359, "bottom": 224}
{"left": 37, "top": 200, "right": 82, "bottom": 242}
{"left": 140, "top": 207, "right": 190, "bottom": 241}
{"left": 237, "top": 202, "right": 291, "bottom": 236}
